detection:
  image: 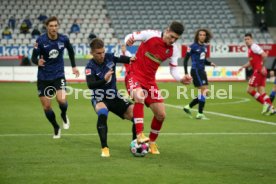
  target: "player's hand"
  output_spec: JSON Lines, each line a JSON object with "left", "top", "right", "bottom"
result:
{"left": 126, "top": 37, "right": 135, "bottom": 46}
{"left": 72, "top": 67, "right": 80, "bottom": 78}
{"left": 261, "top": 66, "right": 267, "bottom": 76}
{"left": 38, "top": 56, "right": 45, "bottom": 66}
{"left": 211, "top": 62, "right": 216, "bottom": 68}
{"left": 130, "top": 56, "right": 136, "bottom": 64}
{"left": 180, "top": 74, "right": 192, "bottom": 85}
{"left": 237, "top": 67, "right": 243, "bottom": 73}
{"left": 104, "top": 70, "right": 114, "bottom": 82}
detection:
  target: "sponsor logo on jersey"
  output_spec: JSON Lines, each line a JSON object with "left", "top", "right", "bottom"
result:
{"left": 49, "top": 49, "right": 59, "bottom": 59}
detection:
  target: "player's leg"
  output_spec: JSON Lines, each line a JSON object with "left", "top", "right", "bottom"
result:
{"left": 126, "top": 75, "right": 149, "bottom": 143}
{"left": 269, "top": 83, "right": 276, "bottom": 102}
{"left": 55, "top": 78, "right": 69, "bottom": 129}
{"left": 123, "top": 104, "right": 137, "bottom": 140}
{"left": 38, "top": 80, "right": 60, "bottom": 138}
{"left": 183, "top": 69, "right": 202, "bottom": 117}
{"left": 148, "top": 102, "right": 166, "bottom": 154}
{"left": 40, "top": 96, "right": 61, "bottom": 139}
{"left": 195, "top": 85, "right": 208, "bottom": 119}
{"left": 257, "top": 86, "right": 275, "bottom": 115}
{"left": 94, "top": 101, "right": 110, "bottom": 157}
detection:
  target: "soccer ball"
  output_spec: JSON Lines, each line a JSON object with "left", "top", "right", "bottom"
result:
{"left": 130, "top": 139, "right": 149, "bottom": 157}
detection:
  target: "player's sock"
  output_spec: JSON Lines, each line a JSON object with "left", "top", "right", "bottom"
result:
{"left": 269, "top": 91, "right": 276, "bottom": 102}
{"left": 149, "top": 116, "right": 163, "bottom": 142}
{"left": 131, "top": 118, "right": 137, "bottom": 140}
{"left": 44, "top": 109, "right": 59, "bottom": 130}
{"left": 198, "top": 95, "right": 206, "bottom": 114}
{"left": 262, "top": 93, "right": 272, "bottom": 105}
{"left": 59, "top": 102, "right": 68, "bottom": 123}
{"left": 133, "top": 103, "right": 144, "bottom": 134}
{"left": 97, "top": 108, "right": 108, "bottom": 148}
{"left": 189, "top": 96, "right": 199, "bottom": 108}
{"left": 249, "top": 90, "right": 265, "bottom": 104}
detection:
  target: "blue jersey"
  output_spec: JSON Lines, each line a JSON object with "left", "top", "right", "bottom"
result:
{"left": 85, "top": 53, "right": 120, "bottom": 100}
{"left": 33, "top": 33, "right": 71, "bottom": 80}
{"left": 187, "top": 43, "right": 208, "bottom": 71}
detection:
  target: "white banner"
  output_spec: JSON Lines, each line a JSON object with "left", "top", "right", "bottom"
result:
{"left": 0, "top": 66, "right": 245, "bottom": 82}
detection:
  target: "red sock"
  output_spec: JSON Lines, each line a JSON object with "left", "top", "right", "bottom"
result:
{"left": 262, "top": 93, "right": 272, "bottom": 105}
{"left": 133, "top": 103, "right": 144, "bottom": 134}
{"left": 249, "top": 90, "right": 265, "bottom": 104}
{"left": 149, "top": 116, "right": 163, "bottom": 142}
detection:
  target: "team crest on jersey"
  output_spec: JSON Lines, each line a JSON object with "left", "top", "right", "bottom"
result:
{"left": 58, "top": 42, "right": 64, "bottom": 49}
{"left": 49, "top": 49, "right": 59, "bottom": 59}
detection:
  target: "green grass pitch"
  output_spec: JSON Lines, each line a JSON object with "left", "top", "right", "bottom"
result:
{"left": 0, "top": 82, "right": 275, "bottom": 184}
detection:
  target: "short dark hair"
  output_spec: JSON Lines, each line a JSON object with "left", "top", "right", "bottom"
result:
{"left": 168, "top": 21, "right": 184, "bottom": 35}
{"left": 45, "top": 16, "right": 60, "bottom": 26}
{"left": 90, "top": 38, "right": 104, "bottom": 50}
{"left": 244, "top": 33, "right": 253, "bottom": 38}
{"left": 194, "top": 28, "right": 213, "bottom": 43}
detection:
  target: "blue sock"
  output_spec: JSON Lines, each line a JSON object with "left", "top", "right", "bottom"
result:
{"left": 131, "top": 118, "right": 137, "bottom": 140}
{"left": 97, "top": 108, "right": 109, "bottom": 148}
{"left": 270, "top": 91, "right": 276, "bottom": 102}
{"left": 59, "top": 102, "right": 68, "bottom": 123}
{"left": 44, "top": 109, "right": 59, "bottom": 129}
{"left": 198, "top": 95, "right": 206, "bottom": 113}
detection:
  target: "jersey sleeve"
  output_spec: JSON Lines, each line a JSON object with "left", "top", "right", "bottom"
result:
{"left": 124, "top": 30, "right": 161, "bottom": 44}
{"left": 251, "top": 43, "right": 264, "bottom": 55}
{"left": 169, "top": 44, "right": 181, "bottom": 67}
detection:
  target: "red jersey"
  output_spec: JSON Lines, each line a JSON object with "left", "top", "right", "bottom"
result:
{"left": 248, "top": 43, "right": 264, "bottom": 71}
{"left": 125, "top": 30, "right": 180, "bottom": 83}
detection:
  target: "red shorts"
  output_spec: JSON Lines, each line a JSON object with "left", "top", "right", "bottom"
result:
{"left": 248, "top": 71, "right": 266, "bottom": 87}
{"left": 125, "top": 74, "right": 164, "bottom": 106}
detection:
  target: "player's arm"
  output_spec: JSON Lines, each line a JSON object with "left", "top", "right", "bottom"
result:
{"left": 124, "top": 30, "right": 160, "bottom": 46}
{"left": 238, "top": 61, "right": 251, "bottom": 73}
{"left": 114, "top": 55, "right": 132, "bottom": 64}
{"left": 86, "top": 69, "right": 113, "bottom": 89}
{"left": 183, "top": 54, "right": 190, "bottom": 75}
{"left": 31, "top": 41, "right": 45, "bottom": 66}
{"left": 205, "top": 59, "right": 216, "bottom": 67}
{"left": 65, "top": 37, "right": 80, "bottom": 77}
{"left": 170, "top": 45, "right": 192, "bottom": 84}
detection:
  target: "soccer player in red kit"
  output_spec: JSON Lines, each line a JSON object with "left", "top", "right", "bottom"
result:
{"left": 124, "top": 21, "right": 192, "bottom": 154}
{"left": 238, "top": 33, "right": 275, "bottom": 115}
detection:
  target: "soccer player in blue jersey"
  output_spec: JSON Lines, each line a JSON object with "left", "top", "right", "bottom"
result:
{"left": 183, "top": 29, "right": 216, "bottom": 119}
{"left": 85, "top": 38, "right": 136, "bottom": 157}
{"left": 31, "top": 16, "right": 80, "bottom": 139}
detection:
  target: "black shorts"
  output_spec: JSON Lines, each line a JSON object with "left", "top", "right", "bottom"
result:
{"left": 92, "top": 94, "right": 132, "bottom": 119}
{"left": 37, "top": 77, "right": 66, "bottom": 97}
{"left": 191, "top": 69, "right": 208, "bottom": 87}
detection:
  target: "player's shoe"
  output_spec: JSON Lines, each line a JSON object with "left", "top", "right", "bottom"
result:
{"left": 266, "top": 106, "right": 276, "bottom": 116}
{"left": 183, "top": 105, "right": 193, "bottom": 118}
{"left": 149, "top": 142, "right": 160, "bottom": 154}
{"left": 136, "top": 133, "right": 149, "bottom": 144}
{"left": 53, "top": 128, "right": 61, "bottom": 139}
{"left": 62, "top": 115, "right": 70, "bottom": 130}
{"left": 196, "top": 113, "right": 208, "bottom": 120}
{"left": 262, "top": 104, "right": 270, "bottom": 114}
{"left": 101, "top": 147, "right": 110, "bottom": 157}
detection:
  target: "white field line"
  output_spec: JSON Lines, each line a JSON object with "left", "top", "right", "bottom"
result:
{"left": 165, "top": 103, "right": 276, "bottom": 126}
{"left": 0, "top": 132, "right": 276, "bottom": 137}
{"left": 208, "top": 97, "right": 250, "bottom": 105}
